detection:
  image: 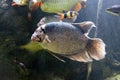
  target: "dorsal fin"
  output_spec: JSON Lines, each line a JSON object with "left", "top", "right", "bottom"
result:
{"left": 37, "top": 17, "right": 46, "bottom": 27}
{"left": 72, "top": 21, "right": 96, "bottom": 35}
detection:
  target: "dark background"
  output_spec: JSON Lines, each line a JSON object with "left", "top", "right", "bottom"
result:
{"left": 0, "top": 0, "right": 120, "bottom": 80}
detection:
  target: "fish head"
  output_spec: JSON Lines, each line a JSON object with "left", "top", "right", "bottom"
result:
{"left": 31, "top": 24, "right": 46, "bottom": 42}
{"left": 106, "top": 5, "right": 120, "bottom": 16}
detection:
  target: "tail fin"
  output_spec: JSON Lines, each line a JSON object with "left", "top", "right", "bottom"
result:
{"left": 74, "top": 3, "right": 82, "bottom": 11}
{"left": 65, "top": 38, "right": 106, "bottom": 62}
{"left": 87, "top": 38, "right": 106, "bottom": 60}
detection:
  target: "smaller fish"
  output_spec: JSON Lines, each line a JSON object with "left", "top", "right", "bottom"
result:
{"left": 55, "top": 11, "right": 79, "bottom": 22}
{"left": 11, "top": 0, "right": 28, "bottom": 6}
{"left": 106, "top": 5, "right": 120, "bottom": 16}
{"left": 29, "top": 0, "right": 43, "bottom": 11}
{"left": 11, "top": 0, "right": 33, "bottom": 21}
{"left": 29, "top": 0, "right": 87, "bottom": 13}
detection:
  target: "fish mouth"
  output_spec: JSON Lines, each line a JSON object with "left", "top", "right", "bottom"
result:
{"left": 106, "top": 8, "right": 113, "bottom": 12}
{"left": 31, "top": 34, "right": 45, "bottom": 42}
{"left": 106, "top": 9, "right": 119, "bottom": 16}
{"left": 31, "top": 25, "right": 46, "bottom": 42}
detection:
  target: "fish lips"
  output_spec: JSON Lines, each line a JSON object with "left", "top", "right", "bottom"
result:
{"left": 106, "top": 5, "right": 120, "bottom": 15}
{"left": 106, "top": 8, "right": 114, "bottom": 12}
{"left": 31, "top": 32, "right": 46, "bottom": 42}
{"left": 106, "top": 8, "right": 120, "bottom": 16}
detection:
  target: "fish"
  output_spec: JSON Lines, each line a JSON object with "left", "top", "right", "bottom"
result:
{"left": 11, "top": 0, "right": 28, "bottom": 6}
{"left": 106, "top": 5, "right": 120, "bottom": 16}
{"left": 31, "top": 20, "right": 106, "bottom": 62}
{"left": 29, "top": 0, "right": 43, "bottom": 11}
{"left": 11, "top": 0, "right": 32, "bottom": 21}
{"left": 29, "top": 0, "right": 87, "bottom": 13}
{"left": 55, "top": 11, "right": 79, "bottom": 22}
{"left": 39, "top": 15, "right": 77, "bottom": 23}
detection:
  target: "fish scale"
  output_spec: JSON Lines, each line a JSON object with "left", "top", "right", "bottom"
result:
{"left": 41, "top": 22, "right": 88, "bottom": 55}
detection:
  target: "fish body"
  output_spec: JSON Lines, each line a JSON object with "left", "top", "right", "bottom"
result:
{"left": 31, "top": 21, "right": 106, "bottom": 62}
{"left": 29, "top": 0, "right": 86, "bottom": 13}
{"left": 56, "top": 11, "right": 79, "bottom": 21}
{"left": 11, "top": 0, "right": 28, "bottom": 6}
{"left": 106, "top": 5, "right": 120, "bottom": 16}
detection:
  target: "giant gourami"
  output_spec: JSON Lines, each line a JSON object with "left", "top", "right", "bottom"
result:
{"left": 31, "top": 20, "right": 106, "bottom": 62}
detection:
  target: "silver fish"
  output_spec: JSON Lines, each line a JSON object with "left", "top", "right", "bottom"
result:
{"left": 31, "top": 21, "right": 106, "bottom": 62}
{"left": 106, "top": 5, "right": 120, "bottom": 16}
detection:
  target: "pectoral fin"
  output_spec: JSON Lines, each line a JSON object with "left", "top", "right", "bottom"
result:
{"left": 45, "top": 35, "right": 51, "bottom": 43}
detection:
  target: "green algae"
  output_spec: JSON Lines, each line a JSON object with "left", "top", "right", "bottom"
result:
{"left": 105, "top": 74, "right": 120, "bottom": 80}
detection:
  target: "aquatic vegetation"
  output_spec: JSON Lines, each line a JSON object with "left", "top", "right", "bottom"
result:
{"left": 103, "top": 66, "right": 112, "bottom": 78}
{"left": 105, "top": 73, "right": 120, "bottom": 80}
